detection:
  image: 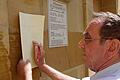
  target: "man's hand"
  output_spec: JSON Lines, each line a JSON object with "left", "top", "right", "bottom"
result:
{"left": 32, "top": 41, "right": 78, "bottom": 80}
{"left": 33, "top": 41, "right": 45, "bottom": 68}
{"left": 17, "top": 59, "right": 32, "bottom": 80}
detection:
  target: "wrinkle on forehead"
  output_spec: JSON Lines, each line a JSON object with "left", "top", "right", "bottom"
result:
{"left": 89, "top": 18, "right": 104, "bottom": 28}
{"left": 84, "top": 18, "right": 105, "bottom": 38}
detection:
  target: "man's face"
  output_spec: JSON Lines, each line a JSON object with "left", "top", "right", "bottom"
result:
{"left": 78, "top": 18, "right": 107, "bottom": 72}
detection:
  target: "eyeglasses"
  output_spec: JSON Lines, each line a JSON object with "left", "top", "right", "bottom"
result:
{"left": 82, "top": 37, "right": 113, "bottom": 44}
{"left": 82, "top": 38, "right": 101, "bottom": 44}
{"left": 81, "top": 32, "right": 116, "bottom": 44}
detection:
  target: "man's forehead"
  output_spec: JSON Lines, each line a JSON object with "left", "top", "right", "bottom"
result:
{"left": 89, "top": 18, "right": 104, "bottom": 26}
{"left": 83, "top": 18, "right": 104, "bottom": 38}
{"left": 86, "top": 18, "right": 104, "bottom": 31}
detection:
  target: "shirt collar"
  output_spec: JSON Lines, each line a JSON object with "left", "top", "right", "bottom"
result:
{"left": 91, "top": 62, "right": 120, "bottom": 80}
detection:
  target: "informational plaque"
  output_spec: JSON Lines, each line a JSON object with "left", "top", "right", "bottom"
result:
{"left": 19, "top": 12, "right": 45, "bottom": 68}
{"left": 48, "top": 0, "right": 68, "bottom": 48}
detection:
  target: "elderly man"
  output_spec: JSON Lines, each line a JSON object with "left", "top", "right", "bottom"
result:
{"left": 17, "top": 12, "right": 120, "bottom": 80}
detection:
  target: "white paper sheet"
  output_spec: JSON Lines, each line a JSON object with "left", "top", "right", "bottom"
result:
{"left": 19, "top": 12, "right": 45, "bottom": 68}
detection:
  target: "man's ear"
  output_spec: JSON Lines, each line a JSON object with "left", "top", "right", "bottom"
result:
{"left": 104, "top": 39, "right": 120, "bottom": 58}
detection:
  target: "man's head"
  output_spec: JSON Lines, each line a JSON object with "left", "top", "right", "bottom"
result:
{"left": 79, "top": 12, "right": 120, "bottom": 72}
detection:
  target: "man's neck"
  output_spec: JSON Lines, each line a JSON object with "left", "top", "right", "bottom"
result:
{"left": 97, "top": 54, "right": 120, "bottom": 72}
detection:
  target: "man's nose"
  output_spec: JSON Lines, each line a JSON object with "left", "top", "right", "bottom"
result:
{"left": 78, "top": 39, "right": 85, "bottom": 49}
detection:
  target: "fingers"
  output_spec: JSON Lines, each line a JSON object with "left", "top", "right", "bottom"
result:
{"left": 33, "top": 41, "right": 39, "bottom": 46}
{"left": 26, "top": 59, "right": 30, "bottom": 64}
{"left": 17, "top": 59, "right": 30, "bottom": 75}
{"left": 33, "top": 41, "right": 41, "bottom": 65}
{"left": 17, "top": 59, "right": 32, "bottom": 80}
{"left": 32, "top": 41, "right": 45, "bottom": 66}
{"left": 18, "top": 59, "right": 30, "bottom": 65}
{"left": 36, "top": 44, "right": 41, "bottom": 63}
{"left": 17, "top": 59, "right": 31, "bottom": 70}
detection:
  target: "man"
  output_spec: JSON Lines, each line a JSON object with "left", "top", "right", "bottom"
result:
{"left": 17, "top": 12, "right": 120, "bottom": 80}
